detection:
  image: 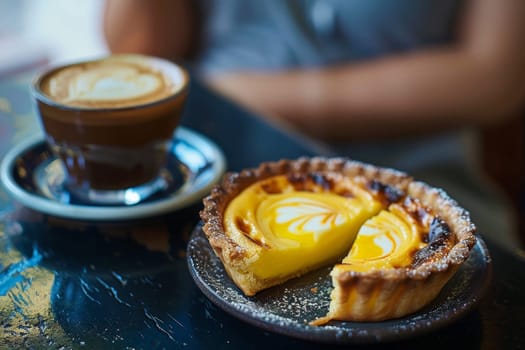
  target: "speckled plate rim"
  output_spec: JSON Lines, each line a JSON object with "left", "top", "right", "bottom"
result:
{"left": 187, "top": 224, "right": 493, "bottom": 344}
{"left": 0, "top": 127, "right": 226, "bottom": 221}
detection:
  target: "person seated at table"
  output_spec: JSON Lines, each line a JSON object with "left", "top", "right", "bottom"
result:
{"left": 102, "top": 0, "right": 525, "bottom": 250}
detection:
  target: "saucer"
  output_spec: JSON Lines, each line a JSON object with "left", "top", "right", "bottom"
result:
{"left": 0, "top": 127, "right": 226, "bottom": 221}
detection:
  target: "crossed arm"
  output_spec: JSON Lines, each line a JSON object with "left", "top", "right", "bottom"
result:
{"left": 104, "top": 0, "right": 525, "bottom": 141}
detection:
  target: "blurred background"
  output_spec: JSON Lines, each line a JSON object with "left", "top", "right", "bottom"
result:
{"left": 0, "top": 0, "right": 108, "bottom": 77}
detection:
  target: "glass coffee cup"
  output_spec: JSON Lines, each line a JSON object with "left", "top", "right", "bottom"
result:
{"left": 31, "top": 54, "right": 189, "bottom": 205}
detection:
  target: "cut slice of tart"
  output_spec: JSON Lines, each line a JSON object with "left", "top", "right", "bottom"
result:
{"left": 311, "top": 182, "right": 476, "bottom": 324}
{"left": 200, "top": 157, "right": 477, "bottom": 322}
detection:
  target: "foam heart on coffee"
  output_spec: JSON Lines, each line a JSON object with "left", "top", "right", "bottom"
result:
{"left": 40, "top": 55, "right": 185, "bottom": 109}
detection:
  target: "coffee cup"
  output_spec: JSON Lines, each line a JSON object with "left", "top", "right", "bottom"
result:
{"left": 31, "top": 54, "right": 189, "bottom": 205}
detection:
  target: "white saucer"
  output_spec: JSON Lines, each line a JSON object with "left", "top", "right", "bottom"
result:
{"left": 0, "top": 127, "right": 226, "bottom": 221}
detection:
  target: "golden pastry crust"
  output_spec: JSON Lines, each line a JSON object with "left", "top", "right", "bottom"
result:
{"left": 199, "top": 157, "right": 477, "bottom": 322}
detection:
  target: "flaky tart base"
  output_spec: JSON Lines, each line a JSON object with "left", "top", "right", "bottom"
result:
{"left": 200, "top": 157, "right": 477, "bottom": 323}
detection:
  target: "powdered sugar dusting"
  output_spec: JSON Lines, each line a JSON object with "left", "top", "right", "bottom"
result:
{"left": 187, "top": 225, "right": 491, "bottom": 344}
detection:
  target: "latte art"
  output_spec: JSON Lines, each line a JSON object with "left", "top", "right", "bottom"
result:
{"left": 39, "top": 55, "right": 185, "bottom": 108}
{"left": 65, "top": 65, "right": 164, "bottom": 102}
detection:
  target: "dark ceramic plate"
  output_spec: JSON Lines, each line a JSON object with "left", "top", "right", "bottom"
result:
{"left": 0, "top": 127, "right": 226, "bottom": 221}
{"left": 187, "top": 224, "right": 493, "bottom": 344}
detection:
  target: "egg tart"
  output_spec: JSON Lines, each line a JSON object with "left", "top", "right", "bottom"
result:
{"left": 200, "top": 157, "right": 476, "bottom": 323}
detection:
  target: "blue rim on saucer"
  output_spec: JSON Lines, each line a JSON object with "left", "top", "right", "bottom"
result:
{"left": 0, "top": 127, "right": 226, "bottom": 221}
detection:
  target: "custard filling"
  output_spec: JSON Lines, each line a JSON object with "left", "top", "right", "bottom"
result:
{"left": 341, "top": 203, "right": 427, "bottom": 272}
{"left": 223, "top": 175, "right": 382, "bottom": 279}
{"left": 223, "top": 173, "right": 439, "bottom": 281}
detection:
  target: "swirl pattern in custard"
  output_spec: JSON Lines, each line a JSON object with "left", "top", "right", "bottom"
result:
{"left": 341, "top": 203, "right": 427, "bottom": 272}
{"left": 39, "top": 55, "right": 184, "bottom": 108}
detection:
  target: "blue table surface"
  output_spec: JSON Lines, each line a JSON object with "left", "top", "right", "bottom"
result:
{"left": 0, "top": 74, "right": 524, "bottom": 350}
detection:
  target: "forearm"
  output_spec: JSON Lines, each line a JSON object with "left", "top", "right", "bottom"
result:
{"left": 308, "top": 48, "right": 525, "bottom": 140}
{"left": 207, "top": 49, "right": 525, "bottom": 141}
{"left": 103, "top": 0, "right": 198, "bottom": 60}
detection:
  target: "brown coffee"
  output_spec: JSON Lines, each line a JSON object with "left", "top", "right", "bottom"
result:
{"left": 32, "top": 54, "right": 189, "bottom": 202}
